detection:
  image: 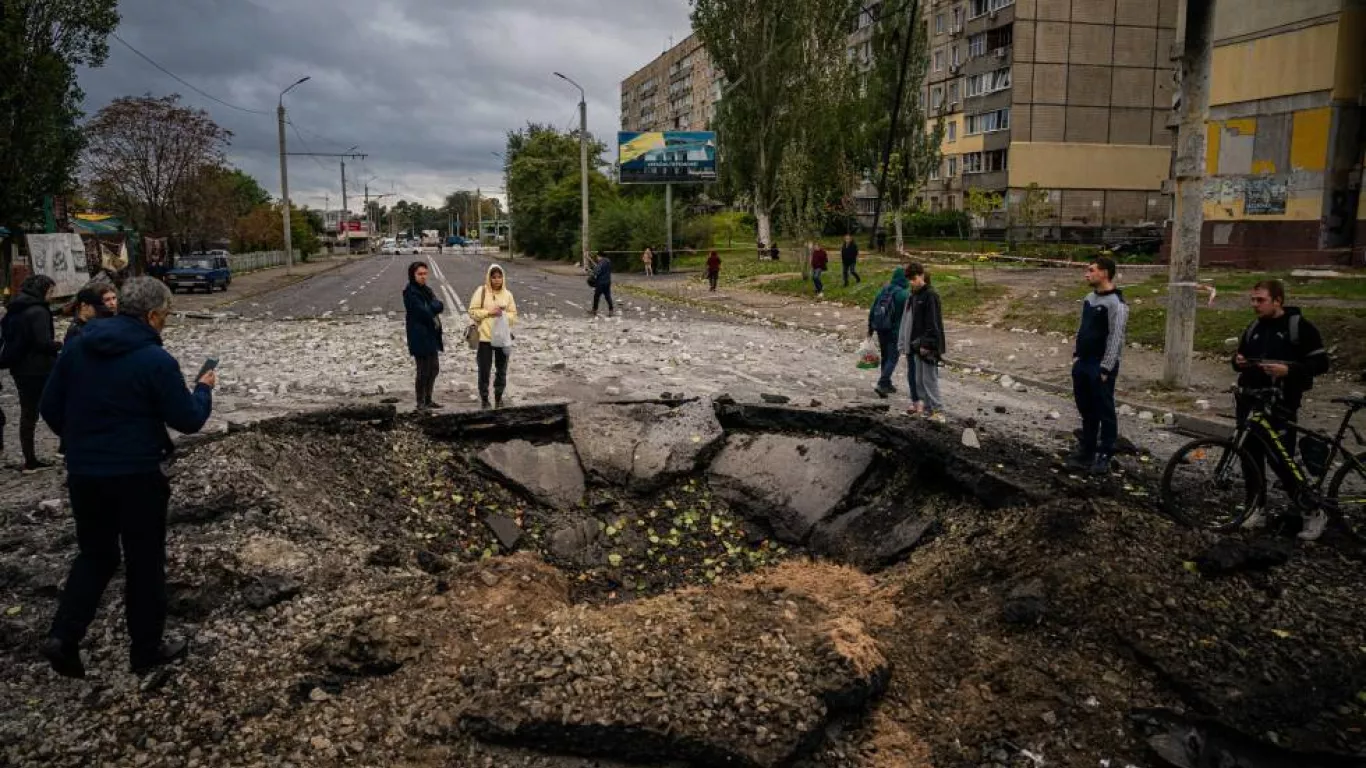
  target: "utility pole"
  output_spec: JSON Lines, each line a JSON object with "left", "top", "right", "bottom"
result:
{"left": 869, "top": 0, "right": 920, "bottom": 255}
{"left": 277, "top": 76, "right": 310, "bottom": 275}
{"left": 339, "top": 145, "right": 358, "bottom": 223}
{"left": 493, "top": 151, "right": 514, "bottom": 256}
{"left": 1163, "top": 0, "right": 1216, "bottom": 387}
{"left": 556, "top": 72, "right": 591, "bottom": 270}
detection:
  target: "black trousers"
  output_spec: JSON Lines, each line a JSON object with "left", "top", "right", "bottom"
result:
{"left": 1072, "top": 359, "right": 1119, "bottom": 456}
{"left": 50, "top": 472, "right": 171, "bottom": 659}
{"left": 592, "top": 286, "right": 614, "bottom": 314}
{"left": 13, "top": 373, "right": 47, "bottom": 465}
{"left": 842, "top": 260, "right": 861, "bottom": 286}
{"left": 414, "top": 354, "right": 440, "bottom": 405}
{"left": 476, "top": 342, "right": 508, "bottom": 402}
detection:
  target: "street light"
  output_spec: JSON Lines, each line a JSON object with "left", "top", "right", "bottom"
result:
{"left": 492, "top": 151, "right": 513, "bottom": 257}
{"left": 277, "top": 75, "right": 310, "bottom": 275}
{"left": 554, "top": 71, "right": 590, "bottom": 271}
{"left": 467, "top": 177, "right": 485, "bottom": 250}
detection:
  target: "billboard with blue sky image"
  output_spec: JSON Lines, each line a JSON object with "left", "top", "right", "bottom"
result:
{"left": 618, "top": 131, "right": 717, "bottom": 184}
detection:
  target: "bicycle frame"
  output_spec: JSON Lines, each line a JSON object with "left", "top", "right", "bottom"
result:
{"left": 1231, "top": 400, "right": 1366, "bottom": 500}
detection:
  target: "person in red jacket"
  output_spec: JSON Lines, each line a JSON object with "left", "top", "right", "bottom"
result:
{"left": 810, "top": 243, "right": 829, "bottom": 299}
{"left": 705, "top": 250, "right": 721, "bottom": 291}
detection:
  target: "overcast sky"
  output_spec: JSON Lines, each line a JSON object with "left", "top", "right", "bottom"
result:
{"left": 77, "top": 0, "right": 694, "bottom": 211}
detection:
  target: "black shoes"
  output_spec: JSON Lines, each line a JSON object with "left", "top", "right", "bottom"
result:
{"left": 480, "top": 399, "right": 492, "bottom": 410}
{"left": 40, "top": 636, "right": 85, "bottom": 679}
{"left": 130, "top": 636, "right": 188, "bottom": 676}
{"left": 1089, "top": 454, "right": 1114, "bottom": 476}
{"left": 1064, "top": 447, "right": 1094, "bottom": 472}
{"left": 426, "top": 401, "right": 445, "bottom": 410}
{"left": 21, "top": 459, "right": 55, "bottom": 474}
{"left": 874, "top": 384, "right": 895, "bottom": 398}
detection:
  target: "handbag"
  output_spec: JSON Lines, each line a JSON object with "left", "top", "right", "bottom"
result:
{"left": 464, "top": 288, "right": 484, "bottom": 350}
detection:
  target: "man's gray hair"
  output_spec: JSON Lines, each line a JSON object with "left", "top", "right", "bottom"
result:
{"left": 118, "top": 277, "right": 173, "bottom": 318}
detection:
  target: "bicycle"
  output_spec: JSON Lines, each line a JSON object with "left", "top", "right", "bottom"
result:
{"left": 1160, "top": 386, "right": 1366, "bottom": 540}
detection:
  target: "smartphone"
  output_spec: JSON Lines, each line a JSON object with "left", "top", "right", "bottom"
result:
{"left": 197, "top": 357, "right": 219, "bottom": 379}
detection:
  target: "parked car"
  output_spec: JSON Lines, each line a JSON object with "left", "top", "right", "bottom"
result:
{"left": 445, "top": 235, "right": 470, "bottom": 247}
{"left": 166, "top": 253, "right": 232, "bottom": 293}
{"left": 380, "top": 237, "right": 399, "bottom": 255}
{"left": 398, "top": 240, "right": 421, "bottom": 255}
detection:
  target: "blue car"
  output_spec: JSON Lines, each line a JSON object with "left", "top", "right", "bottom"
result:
{"left": 445, "top": 236, "right": 470, "bottom": 247}
{"left": 165, "top": 253, "right": 232, "bottom": 293}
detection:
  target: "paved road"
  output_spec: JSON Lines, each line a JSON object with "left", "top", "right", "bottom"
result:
{"left": 220, "top": 248, "right": 665, "bottom": 321}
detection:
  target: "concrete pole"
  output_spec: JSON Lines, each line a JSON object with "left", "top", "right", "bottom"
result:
{"left": 579, "top": 97, "right": 590, "bottom": 270}
{"left": 277, "top": 102, "right": 294, "bottom": 276}
{"left": 1163, "top": 0, "right": 1216, "bottom": 387}
{"left": 340, "top": 159, "right": 348, "bottom": 221}
{"left": 665, "top": 182, "right": 673, "bottom": 274}
{"left": 477, "top": 187, "right": 483, "bottom": 249}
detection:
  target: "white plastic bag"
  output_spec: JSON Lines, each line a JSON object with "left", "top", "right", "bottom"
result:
{"left": 490, "top": 314, "right": 513, "bottom": 349}
{"left": 856, "top": 334, "right": 880, "bottom": 369}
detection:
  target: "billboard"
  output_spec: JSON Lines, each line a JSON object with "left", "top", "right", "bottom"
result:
{"left": 618, "top": 131, "right": 717, "bottom": 184}
{"left": 25, "top": 234, "right": 88, "bottom": 297}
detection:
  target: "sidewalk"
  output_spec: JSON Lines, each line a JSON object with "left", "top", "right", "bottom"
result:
{"left": 173, "top": 252, "right": 371, "bottom": 313}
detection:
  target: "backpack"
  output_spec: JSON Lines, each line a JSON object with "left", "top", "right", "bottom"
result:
{"left": 0, "top": 311, "right": 22, "bottom": 369}
{"left": 870, "top": 288, "right": 898, "bottom": 331}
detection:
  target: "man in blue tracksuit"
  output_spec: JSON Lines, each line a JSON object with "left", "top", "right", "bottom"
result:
{"left": 1068, "top": 256, "right": 1128, "bottom": 475}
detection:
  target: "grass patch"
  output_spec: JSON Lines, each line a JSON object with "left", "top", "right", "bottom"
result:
{"left": 1000, "top": 299, "right": 1366, "bottom": 370}
{"left": 670, "top": 251, "right": 800, "bottom": 284}
{"left": 1129, "top": 269, "right": 1366, "bottom": 302}
{"left": 757, "top": 265, "right": 1008, "bottom": 324}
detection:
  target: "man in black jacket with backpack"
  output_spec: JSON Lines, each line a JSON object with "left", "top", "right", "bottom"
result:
{"left": 1232, "top": 279, "right": 1331, "bottom": 538}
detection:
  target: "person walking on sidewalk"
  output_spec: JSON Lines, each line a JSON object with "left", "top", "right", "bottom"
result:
{"left": 642, "top": 247, "right": 654, "bottom": 277}
{"left": 1231, "top": 279, "right": 1331, "bottom": 539}
{"left": 590, "top": 253, "right": 614, "bottom": 317}
{"left": 403, "top": 261, "right": 445, "bottom": 410}
{"left": 898, "top": 263, "right": 945, "bottom": 418}
{"left": 840, "top": 233, "right": 861, "bottom": 287}
{"left": 1067, "top": 256, "right": 1129, "bottom": 476}
{"left": 705, "top": 250, "right": 721, "bottom": 292}
{"left": 0, "top": 275, "right": 62, "bottom": 472}
{"left": 38, "top": 277, "right": 216, "bottom": 678}
{"left": 810, "top": 243, "right": 829, "bottom": 299}
{"left": 869, "top": 267, "right": 911, "bottom": 398}
{"left": 468, "top": 264, "right": 518, "bottom": 409}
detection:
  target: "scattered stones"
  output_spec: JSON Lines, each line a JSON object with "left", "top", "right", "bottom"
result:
{"left": 808, "top": 506, "right": 935, "bottom": 568}
{"left": 243, "top": 575, "right": 302, "bottom": 610}
{"left": 1003, "top": 579, "right": 1047, "bottom": 625}
{"left": 567, "top": 401, "right": 725, "bottom": 493}
{"left": 1163, "top": 412, "right": 1177, "bottom": 426}
{"left": 999, "top": 375, "right": 1017, "bottom": 390}
{"left": 1195, "top": 539, "right": 1293, "bottom": 577}
{"left": 366, "top": 544, "right": 404, "bottom": 568}
{"left": 708, "top": 434, "right": 876, "bottom": 543}
{"left": 961, "top": 428, "right": 981, "bottom": 449}
{"left": 482, "top": 514, "right": 524, "bottom": 551}
{"left": 1138, "top": 411, "right": 1155, "bottom": 422}
{"left": 760, "top": 393, "right": 790, "bottom": 404}
{"left": 415, "top": 550, "right": 450, "bottom": 574}
{"left": 547, "top": 519, "right": 603, "bottom": 565}
{"left": 476, "top": 440, "right": 585, "bottom": 511}
{"left": 1046, "top": 411, "right": 1062, "bottom": 421}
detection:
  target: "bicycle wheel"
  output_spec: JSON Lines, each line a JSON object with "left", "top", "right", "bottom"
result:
{"left": 1161, "top": 438, "right": 1265, "bottom": 531}
{"left": 1327, "top": 453, "right": 1366, "bottom": 542}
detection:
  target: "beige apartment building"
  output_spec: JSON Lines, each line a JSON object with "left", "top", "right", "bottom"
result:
{"left": 620, "top": 35, "right": 721, "bottom": 134}
{"left": 916, "top": 0, "right": 1178, "bottom": 237}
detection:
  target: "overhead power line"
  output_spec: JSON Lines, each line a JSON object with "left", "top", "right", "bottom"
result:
{"left": 111, "top": 32, "right": 271, "bottom": 116}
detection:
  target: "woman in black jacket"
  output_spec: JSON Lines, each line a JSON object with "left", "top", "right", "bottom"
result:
{"left": 1, "top": 275, "right": 61, "bottom": 471}
{"left": 402, "top": 261, "right": 444, "bottom": 410}
{"left": 62, "top": 283, "right": 117, "bottom": 345}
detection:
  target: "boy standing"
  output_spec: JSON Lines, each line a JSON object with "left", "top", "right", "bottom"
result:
{"left": 1067, "top": 256, "right": 1128, "bottom": 475}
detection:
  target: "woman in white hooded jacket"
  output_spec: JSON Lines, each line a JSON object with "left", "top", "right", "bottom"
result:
{"left": 467, "top": 264, "right": 517, "bottom": 408}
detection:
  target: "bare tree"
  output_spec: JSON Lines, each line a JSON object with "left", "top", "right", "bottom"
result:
{"left": 82, "top": 94, "right": 230, "bottom": 242}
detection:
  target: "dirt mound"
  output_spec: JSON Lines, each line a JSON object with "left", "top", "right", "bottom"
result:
{"left": 462, "top": 562, "right": 893, "bottom": 767}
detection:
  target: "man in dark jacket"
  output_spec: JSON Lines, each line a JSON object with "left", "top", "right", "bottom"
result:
{"left": 869, "top": 267, "right": 911, "bottom": 397}
{"left": 1068, "top": 256, "right": 1128, "bottom": 475}
{"left": 1231, "top": 279, "right": 1331, "bottom": 538}
{"left": 840, "top": 233, "right": 861, "bottom": 287}
{"left": 591, "top": 254, "right": 614, "bottom": 318}
{"left": 1, "top": 274, "right": 62, "bottom": 471}
{"left": 38, "top": 277, "right": 215, "bottom": 678}
{"left": 897, "top": 264, "right": 946, "bottom": 417}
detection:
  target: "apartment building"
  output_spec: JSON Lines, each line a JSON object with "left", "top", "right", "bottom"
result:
{"left": 620, "top": 35, "right": 723, "bottom": 133}
{"left": 916, "top": 0, "right": 1177, "bottom": 237}
{"left": 1191, "top": 0, "right": 1365, "bottom": 266}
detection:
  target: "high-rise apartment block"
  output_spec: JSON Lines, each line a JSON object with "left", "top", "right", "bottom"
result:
{"left": 1190, "top": 0, "right": 1365, "bottom": 266}
{"left": 917, "top": 0, "right": 1178, "bottom": 235}
{"left": 620, "top": 35, "right": 723, "bottom": 133}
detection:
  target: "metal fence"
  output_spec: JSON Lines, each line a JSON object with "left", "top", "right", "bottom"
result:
{"left": 226, "top": 251, "right": 298, "bottom": 273}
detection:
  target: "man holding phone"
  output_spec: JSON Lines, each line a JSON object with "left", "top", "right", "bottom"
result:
{"left": 38, "top": 277, "right": 216, "bottom": 677}
{"left": 1232, "top": 279, "right": 1331, "bottom": 536}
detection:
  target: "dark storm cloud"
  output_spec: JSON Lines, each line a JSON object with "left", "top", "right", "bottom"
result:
{"left": 78, "top": 0, "right": 693, "bottom": 208}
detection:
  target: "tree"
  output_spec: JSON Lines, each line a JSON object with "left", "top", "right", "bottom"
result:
{"left": 1012, "top": 182, "right": 1052, "bottom": 243}
{"left": 505, "top": 123, "right": 612, "bottom": 260}
{"left": 857, "top": 0, "right": 941, "bottom": 251}
{"left": 231, "top": 202, "right": 318, "bottom": 257}
{"left": 692, "top": 0, "right": 858, "bottom": 246}
{"left": 83, "top": 94, "right": 231, "bottom": 241}
{"left": 965, "top": 187, "right": 1003, "bottom": 245}
{"left": 0, "top": 0, "right": 119, "bottom": 232}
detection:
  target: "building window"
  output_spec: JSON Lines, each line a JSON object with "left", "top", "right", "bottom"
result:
{"left": 965, "top": 67, "right": 1010, "bottom": 97}
{"left": 947, "top": 156, "right": 958, "bottom": 176}
{"left": 965, "top": 108, "right": 1010, "bottom": 134}
{"left": 969, "top": 0, "right": 1014, "bottom": 19}
{"left": 929, "top": 164, "right": 940, "bottom": 181}
{"left": 952, "top": 45, "right": 961, "bottom": 68}
{"left": 953, "top": 6, "right": 965, "bottom": 29}
{"left": 935, "top": 12, "right": 945, "bottom": 33}
{"left": 962, "top": 149, "right": 1009, "bottom": 174}
{"left": 931, "top": 86, "right": 944, "bottom": 109}
{"left": 949, "top": 81, "right": 960, "bottom": 104}
{"left": 947, "top": 120, "right": 957, "bottom": 141}
{"left": 969, "top": 33, "right": 986, "bottom": 57}
{"left": 933, "top": 49, "right": 945, "bottom": 72}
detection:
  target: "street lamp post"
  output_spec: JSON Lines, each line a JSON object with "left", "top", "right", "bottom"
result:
{"left": 277, "top": 75, "right": 310, "bottom": 275}
{"left": 554, "top": 72, "right": 590, "bottom": 271}
{"left": 492, "top": 151, "right": 513, "bottom": 257}
{"left": 467, "top": 177, "right": 482, "bottom": 251}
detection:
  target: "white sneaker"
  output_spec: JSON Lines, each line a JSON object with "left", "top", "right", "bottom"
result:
{"left": 1298, "top": 510, "right": 1328, "bottom": 541}
{"left": 1240, "top": 505, "right": 1269, "bottom": 530}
